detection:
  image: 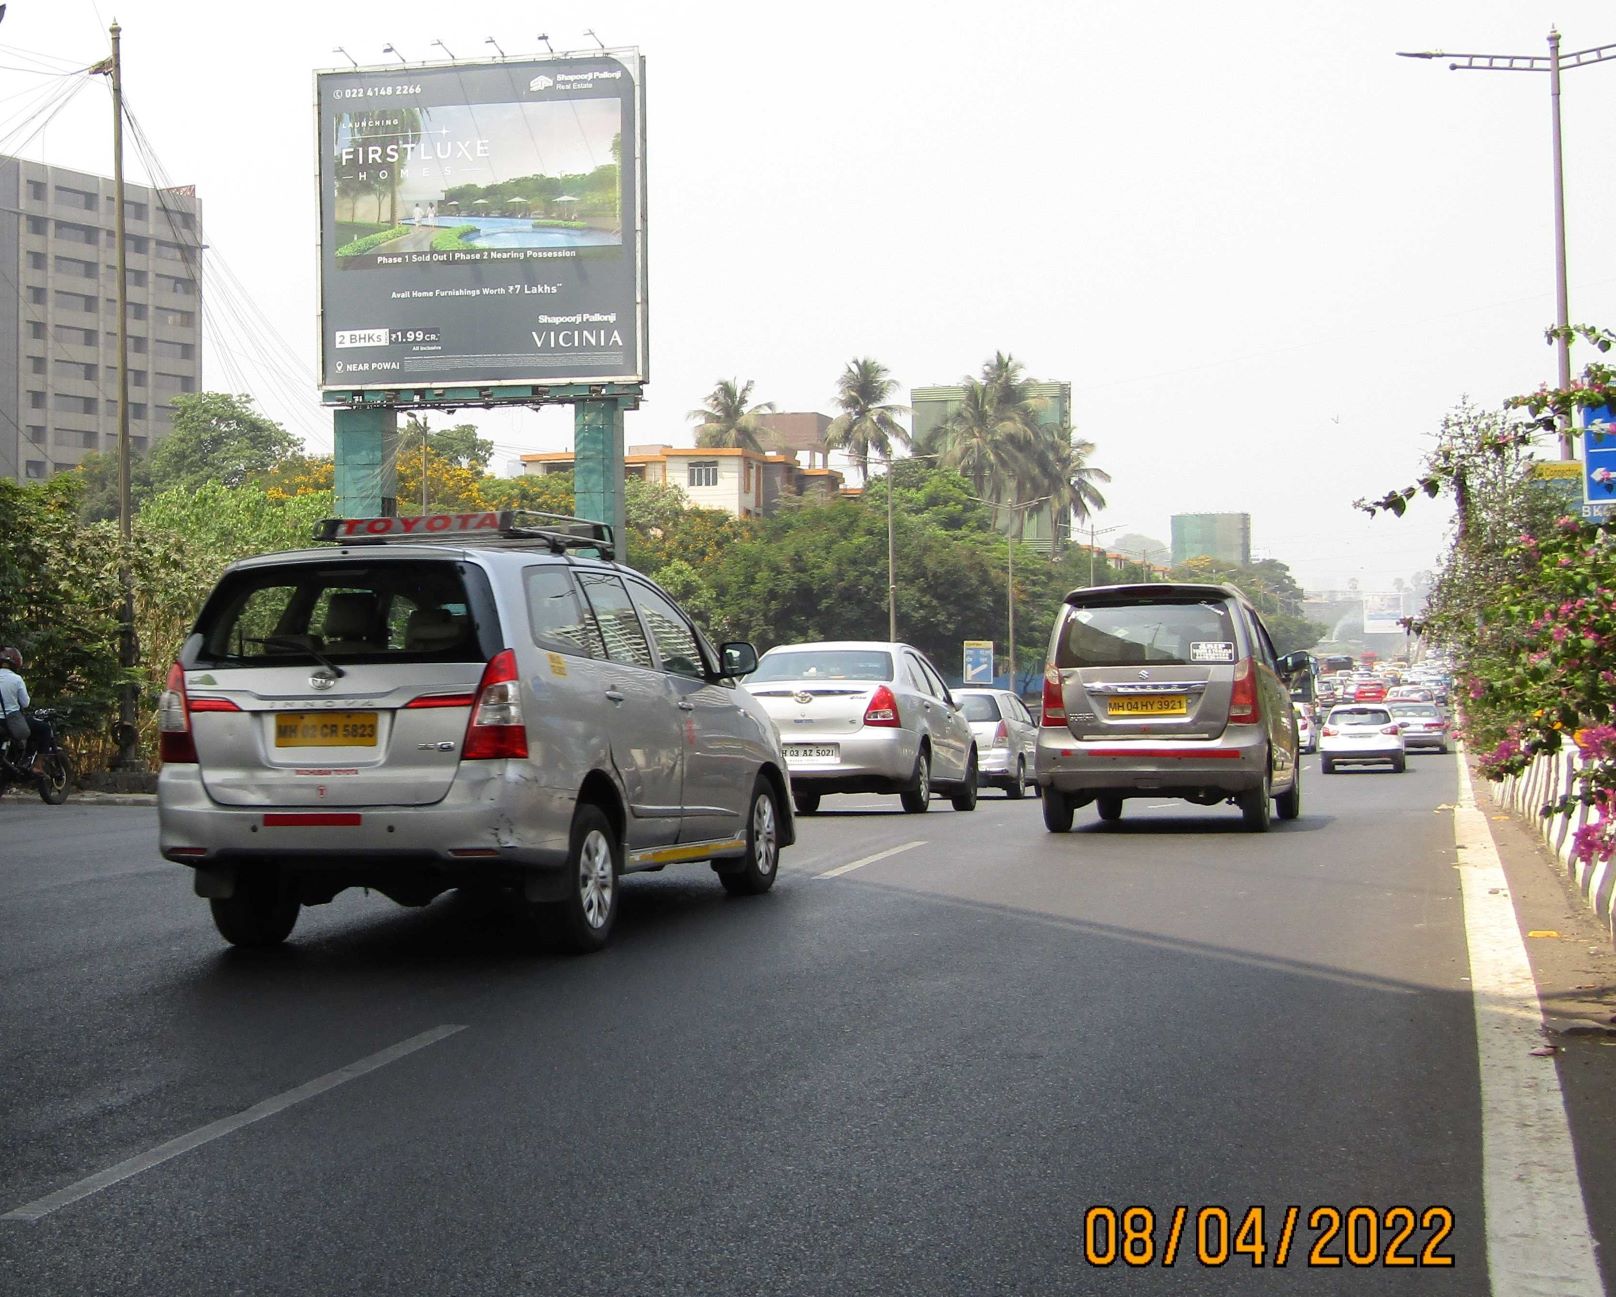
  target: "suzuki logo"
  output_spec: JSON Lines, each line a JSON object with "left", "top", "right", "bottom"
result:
{"left": 1138, "top": 670, "right": 1151, "bottom": 680}
{"left": 310, "top": 670, "right": 337, "bottom": 691}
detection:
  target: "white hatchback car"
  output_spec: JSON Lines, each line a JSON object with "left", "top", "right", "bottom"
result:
{"left": 954, "top": 687, "right": 1038, "bottom": 798}
{"left": 744, "top": 641, "right": 978, "bottom": 814}
{"left": 1319, "top": 704, "right": 1406, "bottom": 773}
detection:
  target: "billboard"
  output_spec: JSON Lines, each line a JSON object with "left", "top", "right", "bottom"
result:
{"left": 316, "top": 53, "right": 645, "bottom": 394}
{"left": 1361, "top": 592, "right": 1405, "bottom": 636}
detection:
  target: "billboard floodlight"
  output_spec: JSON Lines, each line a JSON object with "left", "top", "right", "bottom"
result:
{"left": 381, "top": 42, "right": 407, "bottom": 63}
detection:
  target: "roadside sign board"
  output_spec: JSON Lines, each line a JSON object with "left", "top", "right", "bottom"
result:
{"left": 963, "top": 641, "right": 994, "bottom": 684}
{"left": 1533, "top": 459, "right": 1583, "bottom": 513}
{"left": 1582, "top": 404, "right": 1616, "bottom": 520}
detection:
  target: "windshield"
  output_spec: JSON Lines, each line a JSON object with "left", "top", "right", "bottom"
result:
{"left": 1389, "top": 704, "right": 1439, "bottom": 719}
{"left": 189, "top": 560, "right": 494, "bottom": 667}
{"left": 748, "top": 649, "right": 895, "bottom": 682}
{"left": 1329, "top": 707, "right": 1391, "bottom": 726}
{"left": 958, "top": 694, "right": 1003, "bottom": 722}
{"left": 1054, "top": 599, "right": 1238, "bottom": 669}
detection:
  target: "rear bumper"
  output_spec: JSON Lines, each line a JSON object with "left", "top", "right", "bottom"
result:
{"left": 782, "top": 730, "right": 918, "bottom": 789}
{"left": 157, "top": 763, "right": 576, "bottom": 872}
{"left": 1321, "top": 743, "right": 1402, "bottom": 764}
{"left": 1034, "top": 728, "right": 1269, "bottom": 795}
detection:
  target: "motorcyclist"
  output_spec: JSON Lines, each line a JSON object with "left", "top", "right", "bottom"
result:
{"left": 0, "top": 646, "right": 56, "bottom": 774}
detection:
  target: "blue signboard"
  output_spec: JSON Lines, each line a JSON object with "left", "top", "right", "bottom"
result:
{"left": 1583, "top": 404, "right": 1616, "bottom": 519}
{"left": 962, "top": 641, "right": 994, "bottom": 684}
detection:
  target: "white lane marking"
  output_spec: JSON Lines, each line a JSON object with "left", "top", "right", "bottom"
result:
{"left": 815, "top": 841, "right": 925, "bottom": 879}
{"left": 2, "top": 1024, "right": 466, "bottom": 1223}
{"left": 1452, "top": 751, "right": 1603, "bottom": 1296}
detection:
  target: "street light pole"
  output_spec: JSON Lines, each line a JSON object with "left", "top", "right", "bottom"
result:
{"left": 1398, "top": 29, "right": 1615, "bottom": 459}
{"left": 885, "top": 451, "right": 897, "bottom": 641}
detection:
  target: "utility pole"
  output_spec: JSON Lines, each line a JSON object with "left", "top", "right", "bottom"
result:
{"left": 1398, "top": 29, "right": 1615, "bottom": 459}
{"left": 94, "top": 23, "right": 139, "bottom": 769}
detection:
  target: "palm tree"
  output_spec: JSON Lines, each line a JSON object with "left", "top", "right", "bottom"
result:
{"left": 687, "top": 379, "right": 776, "bottom": 452}
{"left": 824, "top": 357, "right": 911, "bottom": 484}
{"left": 1030, "top": 426, "right": 1110, "bottom": 555}
{"left": 932, "top": 354, "right": 1046, "bottom": 527}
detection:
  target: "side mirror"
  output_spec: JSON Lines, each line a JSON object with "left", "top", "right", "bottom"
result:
{"left": 1276, "top": 651, "right": 1310, "bottom": 680}
{"left": 720, "top": 641, "right": 759, "bottom": 678}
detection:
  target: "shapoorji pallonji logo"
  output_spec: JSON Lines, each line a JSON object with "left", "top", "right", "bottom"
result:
{"left": 529, "top": 75, "right": 554, "bottom": 90}
{"left": 531, "top": 311, "right": 624, "bottom": 352}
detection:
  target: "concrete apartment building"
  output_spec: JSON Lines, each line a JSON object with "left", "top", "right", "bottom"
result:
{"left": 521, "top": 444, "right": 844, "bottom": 518}
{"left": 0, "top": 157, "right": 203, "bottom": 483}
{"left": 1171, "top": 512, "right": 1252, "bottom": 566}
{"left": 910, "top": 380, "right": 1073, "bottom": 552}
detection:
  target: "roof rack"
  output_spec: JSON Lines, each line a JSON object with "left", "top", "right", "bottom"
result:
{"left": 314, "top": 509, "right": 615, "bottom": 559}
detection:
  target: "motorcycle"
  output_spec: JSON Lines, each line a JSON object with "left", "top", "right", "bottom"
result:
{"left": 0, "top": 708, "right": 72, "bottom": 804}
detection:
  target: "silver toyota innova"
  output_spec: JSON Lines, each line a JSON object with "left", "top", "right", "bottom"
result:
{"left": 157, "top": 511, "right": 793, "bottom": 951}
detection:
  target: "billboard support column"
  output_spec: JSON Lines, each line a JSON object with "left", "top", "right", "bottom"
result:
{"left": 574, "top": 397, "right": 627, "bottom": 558}
{"left": 333, "top": 406, "right": 398, "bottom": 518}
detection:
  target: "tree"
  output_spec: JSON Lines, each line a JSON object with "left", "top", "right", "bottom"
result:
{"left": 69, "top": 445, "right": 154, "bottom": 523}
{"left": 824, "top": 357, "right": 911, "bottom": 485}
{"left": 688, "top": 379, "right": 776, "bottom": 452}
{"left": 1027, "top": 424, "right": 1109, "bottom": 554}
{"left": 927, "top": 353, "right": 1046, "bottom": 525}
{"left": 145, "top": 392, "right": 301, "bottom": 495}
{"left": 397, "top": 416, "right": 494, "bottom": 472}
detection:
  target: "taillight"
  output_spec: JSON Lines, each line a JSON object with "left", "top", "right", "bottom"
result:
{"left": 158, "top": 660, "right": 240, "bottom": 764}
{"left": 991, "top": 720, "right": 1009, "bottom": 749}
{"left": 1321, "top": 725, "right": 1338, "bottom": 737}
{"left": 863, "top": 685, "right": 900, "bottom": 728}
{"left": 461, "top": 649, "right": 528, "bottom": 759}
{"left": 1380, "top": 724, "right": 1401, "bottom": 736}
{"left": 1041, "top": 667, "right": 1067, "bottom": 726}
{"left": 1228, "top": 657, "right": 1260, "bottom": 724}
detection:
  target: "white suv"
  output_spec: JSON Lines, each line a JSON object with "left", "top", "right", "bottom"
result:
{"left": 157, "top": 511, "right": 793, "bottom": 952}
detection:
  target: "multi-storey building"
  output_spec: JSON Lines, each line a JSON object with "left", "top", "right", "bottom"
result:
{"left": 521, "top": 444, "right": 844, "bottom": 518}
{"left": 0, "top": 157, "right": 203, "bottom": 482}
{"left": 910, "top": 380, "right": 1073, "bottom": 552}
{"left": 1170, "top": 512, "right": 1252, "bottom": 567}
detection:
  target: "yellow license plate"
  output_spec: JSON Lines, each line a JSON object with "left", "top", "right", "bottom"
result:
{"left": 1107, "top": 695, "right": 1188, "bottom": 717}
{"left": 275, "top": 712, "right": 378, "bottom": 747}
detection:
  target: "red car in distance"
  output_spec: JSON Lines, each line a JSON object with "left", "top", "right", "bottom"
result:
{"left": 1352, "top": 679, "right": 1389, "bottom": 703}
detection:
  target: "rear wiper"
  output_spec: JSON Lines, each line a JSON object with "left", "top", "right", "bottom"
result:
{"left": 245, "top": 636, "right": 347, "bottom": 679}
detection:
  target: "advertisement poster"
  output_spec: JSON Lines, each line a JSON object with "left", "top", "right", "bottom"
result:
{"left": 316, "top": 54, "right": 645, "bottom": 393}
{"left": 1361, "top": 592, "right": 1405, "bottom": 636}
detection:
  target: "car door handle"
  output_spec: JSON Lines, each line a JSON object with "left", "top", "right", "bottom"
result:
{"left": 605, "top": 689, "right": 625, "bottom": 704}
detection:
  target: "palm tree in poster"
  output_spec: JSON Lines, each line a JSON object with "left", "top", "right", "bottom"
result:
{"left": 688, "top": 379, "right": 776, "bottom": 452}
{"left": 824, "top": 357, "right": 911, "bottom": 485}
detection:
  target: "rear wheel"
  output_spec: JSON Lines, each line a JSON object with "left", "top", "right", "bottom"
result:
{"left": 1096, "top": 795, "right": 1123, "bottom": 822}
{"left": 1391, "top": 755, "right": 1407, "bottom": 774}
{"left": 950, "top": 752, "right": 979, "bottom": 812}
{"left": 1042, "top": 790, "right": 1074, "bottom": 833}
{"left": 1006, "top": 757, "right": 1027, "bottom": 800}
{"left": 552, "top": 804, "right": 620, "bottom": 953}
{"left": 1275, "top": 763, "right": 1302, "bottom": 821}
{"left": 793, "top": 789, "right": 821, "bottom": 816}
{"left": 209, "top": 867, "right": 300, "bottom": 948}
{"left": 719, "top": 778, "right": 780, "bottom": 896}
{"left": 1321, "top": 758, "right": 1336, "bottom": 774}
{"left": 36, "top": 750, "right": 70, "bottom": 805}
{"left": 1239, "top": 766, "right": 1273, "bottom": 832}
{"left": 900, "top": 750, "right": 931, "bottom": 813}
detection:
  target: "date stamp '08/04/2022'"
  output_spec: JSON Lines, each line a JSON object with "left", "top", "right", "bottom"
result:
{"left": 1081, "top": 1205, "right": 1455, "bottom": 1269}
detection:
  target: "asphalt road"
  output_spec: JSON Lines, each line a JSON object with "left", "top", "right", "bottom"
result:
{"left": 0, "top": 753, "right": 1589, "bottom": 1294}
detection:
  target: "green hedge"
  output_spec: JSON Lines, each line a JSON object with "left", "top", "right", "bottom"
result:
{"left": 334, "top": 225, "right": 411, "bottom": 257}
{"left": 431, "top": 225, "right": 480, "bottom": 251}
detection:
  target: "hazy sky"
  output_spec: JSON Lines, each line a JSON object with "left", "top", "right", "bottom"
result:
{"left": 13, "top": 1, "right": 1616, "bottom": 593}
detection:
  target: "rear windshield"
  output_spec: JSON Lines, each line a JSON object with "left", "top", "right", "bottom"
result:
{"left": 186, "top": 559, "right": 496, "bottom": 667}
{"left": 748, "top": 649, "right": 894, "bottom": 682}
{"left": 1389, "top": 704, "right": 1439, "bottom": 719}
{"left": 1329, "top": 707, "right": 1391, "bottom": 725}
{"left": 1053, "top": 599, "right": 1239, "bottom": 669}
{"left": 958, "top": 694, "right": 1003, "bottom": 722}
